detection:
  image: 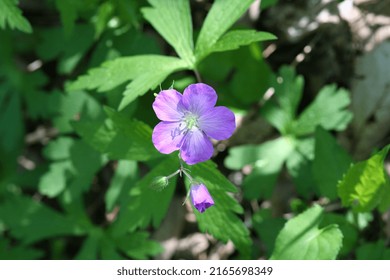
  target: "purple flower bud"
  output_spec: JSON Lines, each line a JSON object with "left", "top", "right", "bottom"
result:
{"left": 190, "top": 183, "right": 214, "bottom": 213}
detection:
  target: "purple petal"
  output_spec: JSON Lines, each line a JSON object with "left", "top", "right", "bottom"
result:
{"left": 180, "top": 128, "right": 213, "bottom": 165}
{"left": 152, "top": 89, "right": 184, "bottom": 121}
{"left": 181, "top": 83, "right": 217, "bottom": 116}
{"left": 198, "top": 106, "right": 236, "bottom": 140}
{"left": 190, "top": 184, "right": 214, "bottom": 213}
{"left": 152, "top": 121, "right": 185, "bottom": 154}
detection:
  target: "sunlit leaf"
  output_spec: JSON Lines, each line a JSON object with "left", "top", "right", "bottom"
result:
{"left": 211, "top": 30, "right": 276, "bottom": 54}
{"left": 338, "top": 145, "right": 390, "bottom": 212}
{"left": 195, "top": 0, "right": 255, "bottom": 61}
{"left": 142, "top": 0, "right": 195, "bottom": 66}
{"left": 271, "top": 205, "right": 343, "bottom": 260}
{"left": 0, "top": 0, "right": 32, "bottom": 33}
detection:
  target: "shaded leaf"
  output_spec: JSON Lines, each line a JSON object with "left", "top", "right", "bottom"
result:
{"left": 356, "top": 240, "right": 390, "bottom": 260}
{"left": 73, "top": 107, "right": 161, "bottom": 161}
{"left": 109, "top": 156, "right": 178, "bottom": 236}
{"left": 116, "top": 232, "right": 162, "bottom": 259}
{"left": 261, "top": 66, "right": 304, "bottom": 134}
{"left": 0, "top": 195, "right": 82, "bottom": 244}
{"left": 312, "top": 127, "right": 352, "bottom": 199}
{"left": 271, "top": 204, "right": 343, "bottom": 260}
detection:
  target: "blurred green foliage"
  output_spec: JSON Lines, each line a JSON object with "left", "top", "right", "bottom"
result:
{"left": 0, "top": 0, "right": 389, "bottom": 260}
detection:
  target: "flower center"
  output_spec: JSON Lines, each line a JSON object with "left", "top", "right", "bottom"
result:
{"left": 184, "top": 113, "right": 199, "bottom": 130}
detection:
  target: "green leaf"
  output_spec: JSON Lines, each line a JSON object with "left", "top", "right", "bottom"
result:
{"left": 187, "top": 161, "right": 252, "bottom": 258}
{"left": 210, "top": 29, "right": 276, "bottom": 54}
{"left": 109, "top": 156, "right": 178, "bottom": 236}
{"left": 73, "top": 107, "right": 161, "bottom": 161}
{"left": 39, "top": 137, "right": 106, "bottom": 198}
{"left": 0, "top": 195, "right": 82, "bottom": 244}
{"left": 356, "top": 240, "right": 390, "bottom": 260}
{"left": 271, "top": 205, "right": 343, "bottom": 260}
{"left": 0, "top": 0, "right": 32, "bottom": 33}
{"left": 338, "top": 145, "right": 390, "bottom": 212}
{"left": 142, "top": 0, "right": 194, "bottom": 66}
{"left": 261, "top": 66, "right": 304, "bottom": 134}
{"left": 116, "top": 232, "right": 162, "bottom": 259}
{"left": 67, "top": 55, "right": 188, "bottom": 110}
{"left": 195, "top": 0, "right": 255, "bottom": 61}
{"left": 312, "top": 127, "right": 352, "bottom": 199}
{"left": 0, "top": 239, "right": 43, "bottom": 260}
{"left": 252, "top": 209, "right": 285, "bottom": 257}
{"left": 293, "top": 85, "right": 353, "bottom": 136}
{"left": 261, "top": 0, "right": 279, "bottom": 9}
{"left": 225, "top": 137, "right": 294, "bottom": 199}
{"left": 321, "top": 213, "right": 358, "bottom": 256}
{"left": 105, "top": 160, "right": 138, "bottom": 212}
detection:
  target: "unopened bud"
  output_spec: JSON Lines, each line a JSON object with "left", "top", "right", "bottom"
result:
{"left": 149, "top": 176, "right": 169, "bottom": 191}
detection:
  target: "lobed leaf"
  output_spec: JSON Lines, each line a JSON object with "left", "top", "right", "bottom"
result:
{"left": 0, "top": 195, "right": 82, "bottom": 244}
{"left": 142, "top": 0, "right": 195, "bottom": 66}
{"left": 0, "top": 0, "right": 32, "bottom": 33}
{"left": 271, "top": 205, "right": 343, "bottom": 260}
{"left": 338, "top": 145, "right": 390, "bottom": 212}
{"left": 73, "top": 107, "right": 161, "bottom": 161}
{"left": 261, "top": 66, "right": 304, "bottom": 134}
{"left": 67, "top": 55, "right": 188, "bottom": 110}
{"left": 195, "top": 0, "right": 255, "bottom": 61}
{"left": 293, "top": 85, "right": 353, "bottom": 136}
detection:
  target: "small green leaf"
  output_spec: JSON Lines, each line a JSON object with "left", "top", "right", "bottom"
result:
{"left": 312, "top": 127, "right": 352, "bottom": 199}
{"left": 271, "top": 205, "right": 343, "bottom": 260}
{"left": 195, "top": 0, "right": 255, "bottom": 61}
{"left": 210, "top": 30, "right": 276, "bottom": 54}
{"left": 293, "top": 85, "right": 353, "bottom": 136}
{"left": 261, "top": 66, "right": 304, "bottom": 134}
{"left": 187, "top": 161, "right": 252, "bottom": 258}
{"left": 67, "top": 55, "right": 188, "bottom": 110}
{"left": 142, "top": 0, "right": 195, "bottom": 66}
{"left": 0, "top": 0, "right": 32, "bottom": 33}
{"left": 338, "top": 145, "right": 390, "bottom": 212}
{"left": 0, "top": 195, "right": 82, "bottom": 244}
{"left": 73, "top": 107, "right": 161, "bottom": 161}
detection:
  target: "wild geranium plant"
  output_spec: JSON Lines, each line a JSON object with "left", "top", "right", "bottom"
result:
{"left": 151, "top": 83, "right": 235, "bottom": 213}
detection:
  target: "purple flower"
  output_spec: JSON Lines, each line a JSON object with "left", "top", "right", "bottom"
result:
{"left": 152, "top": 83, "right": 236, "bottom": 165}
{"left": 190, "top": 183, "right": 214, "bottom": 213}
